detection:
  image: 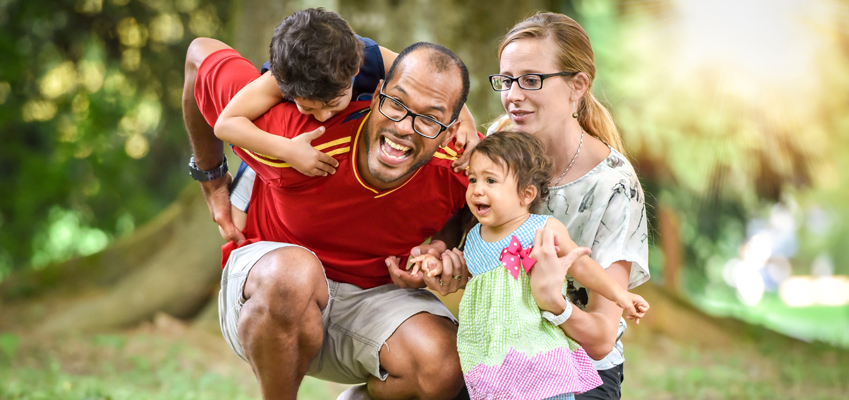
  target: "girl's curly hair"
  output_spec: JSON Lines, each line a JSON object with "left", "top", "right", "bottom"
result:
{"left": 469, "top": 130, "right": 553, "bottom": 211}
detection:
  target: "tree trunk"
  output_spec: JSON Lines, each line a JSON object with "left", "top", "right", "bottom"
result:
{"left": 0, "top": 186, "right": 226, "bottom": 333}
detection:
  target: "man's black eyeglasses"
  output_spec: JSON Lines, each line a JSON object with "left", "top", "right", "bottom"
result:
{"left": 377, "top": 83, "right": 457, "bottom": 139}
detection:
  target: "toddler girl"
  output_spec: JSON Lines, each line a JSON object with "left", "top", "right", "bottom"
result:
{"left": 411, "top": 131, "right": 648, "bottom": 400}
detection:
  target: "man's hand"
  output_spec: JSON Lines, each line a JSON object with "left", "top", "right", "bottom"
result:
{"left": 411, "top": 240, "right": 448, "bottom": 259}
{"left": 200, "top": 172, "right": 245, "bottom": 244}
{"left": 386, "top": 256, "right": 427, "bottom": 289}
{"left": 423, "top": 248, "right": 469, "bottom": 296}
{"left": 283, "top": 127, "right": 340, "bottom": 177}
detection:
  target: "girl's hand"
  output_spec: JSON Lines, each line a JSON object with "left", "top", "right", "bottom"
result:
{"left": 615, "top": 291, "right": 650, "bottom": 325}
{"left": 408, "top": 254, "right": 442, "bottom": 277}
{"left": 285, "top": 127, "right": 340, "bottom": 177}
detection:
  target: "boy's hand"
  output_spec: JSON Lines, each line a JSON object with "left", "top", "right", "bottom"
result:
{"left": 285, "top": 127, "right": 340, "bottom": 177}
{"left": 451, "top": 127, "right": 480, "bottom": 173}
{"left": 615, "top": 291, "right": 650, "bottom": 325}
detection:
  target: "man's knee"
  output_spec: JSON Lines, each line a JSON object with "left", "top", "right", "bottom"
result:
{"left": 385, "top": 314, "right": 464, "bottom": 398}
{"left": 244, "top": 246, "right": 328, "bottom": 314}
{"left": 237, "top": 247, "right": 327, "bottom": 363}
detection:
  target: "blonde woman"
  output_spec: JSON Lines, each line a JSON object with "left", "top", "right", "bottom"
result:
{"left": 488, "top": 12, "right": 650, "bottom": 399}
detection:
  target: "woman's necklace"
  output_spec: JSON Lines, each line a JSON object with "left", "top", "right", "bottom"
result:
{"left": 551, "top": 128, "right": 584, "bottom": 187}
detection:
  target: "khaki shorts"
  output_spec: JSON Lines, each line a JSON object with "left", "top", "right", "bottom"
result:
{"left": 218, "top": 241, "right": 458, "bottom": 384}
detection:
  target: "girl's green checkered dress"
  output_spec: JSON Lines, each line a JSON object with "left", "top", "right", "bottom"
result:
{"left": 458, "top": 214, "right": 602, "bottom": 399}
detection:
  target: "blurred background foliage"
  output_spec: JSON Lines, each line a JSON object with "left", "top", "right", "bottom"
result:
{"left": 1, "top": 0, "right": 848, "bottom": 354}
{"left": 0, "top": 0, "right": 227, "bottom": 279}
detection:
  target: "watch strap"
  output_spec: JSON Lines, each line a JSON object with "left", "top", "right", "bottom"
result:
{"left": 189, "top": 155, "right": 228, "bottom": 182}
{"left": 542, "top": 298, "right": 573, "bottom": 326}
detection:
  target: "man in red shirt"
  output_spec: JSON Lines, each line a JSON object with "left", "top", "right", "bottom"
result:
{"left": 183, "top": 37, "right": 472, "bottom": 400}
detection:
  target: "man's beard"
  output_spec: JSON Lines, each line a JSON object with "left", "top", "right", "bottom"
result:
{"left": 363, "top": 123, "right": 430, "bottom": 184}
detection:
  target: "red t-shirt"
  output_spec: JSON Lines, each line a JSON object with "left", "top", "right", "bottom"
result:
{"left": 195, "top": 49, "right": 469, "bottom": 289}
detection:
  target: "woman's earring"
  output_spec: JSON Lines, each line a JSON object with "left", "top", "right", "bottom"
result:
{"left": 572, "top": 102, "right": 579, "bottom": 118}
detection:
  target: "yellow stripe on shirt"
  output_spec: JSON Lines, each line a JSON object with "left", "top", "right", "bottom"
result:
{"left": 241, "top": 139, "right": 351, "bottom": 168}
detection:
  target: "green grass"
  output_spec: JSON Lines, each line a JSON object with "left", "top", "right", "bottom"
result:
{"left": 622, "top": 333, "right": 849, "bottom": 400}
{"left": 0, "top": 323, "right": 350, "bottom": 400}
{"left": 0, "top": 331, "right": 258, "bottom": 400}
{"left": 2, "top": 314, "right": 847, "bottom": 400}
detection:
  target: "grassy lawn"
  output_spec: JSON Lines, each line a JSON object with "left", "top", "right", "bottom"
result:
{"left": 1, "top": 295, "right": 847, "bottom": 399}
{"left": 0, "top": 314, "right": 351, "bottom": 400}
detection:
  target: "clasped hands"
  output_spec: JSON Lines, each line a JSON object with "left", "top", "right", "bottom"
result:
{"left": 386, "top": 240, "right": 469, "bottom": 296}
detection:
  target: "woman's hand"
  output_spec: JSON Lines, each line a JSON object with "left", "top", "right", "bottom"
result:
{"left": 529, "top": 228, "right": 591, "bottom": 313}
{"left": 423, "top": 247, "right": 470, "bottom": 296}
{"left": 451, "top": 126, "right": 480, "bottom": 173}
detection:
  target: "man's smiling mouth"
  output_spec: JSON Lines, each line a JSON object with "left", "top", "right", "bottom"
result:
{"left": 380, "top": 136, "right": 412, "bottom": 160}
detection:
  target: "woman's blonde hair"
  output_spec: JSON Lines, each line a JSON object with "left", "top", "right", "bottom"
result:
{"left": 491, "top": 12, "right": 624, "bottom": 153}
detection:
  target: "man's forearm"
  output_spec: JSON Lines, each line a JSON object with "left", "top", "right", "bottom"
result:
{"left": 183, "top": 82, "right": 224, "bottom": 169}
{"left": 182, "top": 38, "right": 228, "bottom": 170}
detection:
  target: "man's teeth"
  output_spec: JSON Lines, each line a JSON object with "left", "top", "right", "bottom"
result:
{"left": 385, "top": 137, "right": 410, "bottom": 152}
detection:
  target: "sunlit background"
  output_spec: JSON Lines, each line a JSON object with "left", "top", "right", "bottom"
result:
{"left": 604, "top": 0, "right": 849, "bottom": 348}
{"left": 2, "top": 0, "right": 848, "bottom": 398}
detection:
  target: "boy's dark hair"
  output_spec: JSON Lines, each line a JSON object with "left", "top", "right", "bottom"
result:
{"left": 384, "top": 42, "right": 470, "bottom": 122}
{"left": 269, "top": 8, "right": 364, "bottom": 103}
{"left": 470, "top": 131, "right": 553, "bottom": 212}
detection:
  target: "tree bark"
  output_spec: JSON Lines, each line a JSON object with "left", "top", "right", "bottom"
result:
{"left": 29, "top": 187, "right": 225, "bottom": 333}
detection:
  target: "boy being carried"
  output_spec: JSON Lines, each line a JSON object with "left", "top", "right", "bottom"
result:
{"left": 213, "top": 8, "right": 478, "bottom": 239}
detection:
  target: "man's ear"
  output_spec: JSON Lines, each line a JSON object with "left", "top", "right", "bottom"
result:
{"left": 440, "top": 121, "right": 459, "bottom": 147}
{"left": 369, "top": 79, "right": 383, "bottom": 108}
{"left": 519, "top": 184, "right": 538, "bottom": 207}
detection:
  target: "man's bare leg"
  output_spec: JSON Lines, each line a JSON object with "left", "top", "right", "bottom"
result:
{"left": 239, "top": 246, "right": 329, "bottom": 399}
{"left": 368, "top": 313, "right": 465, "bottom": 400}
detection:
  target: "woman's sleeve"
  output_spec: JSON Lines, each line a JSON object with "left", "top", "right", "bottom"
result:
{"left": 590, "top": 176, "right": 650, "bottom": 289}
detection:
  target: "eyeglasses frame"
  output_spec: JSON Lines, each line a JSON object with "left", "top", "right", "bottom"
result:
{"left": 488, "top": 71, "right": 577, "bottom": 92}
{"left": 377, "top": 81, "right": 457, "bottom": 139}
